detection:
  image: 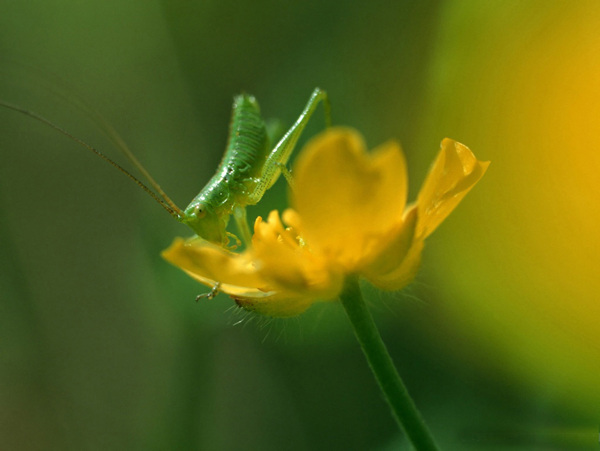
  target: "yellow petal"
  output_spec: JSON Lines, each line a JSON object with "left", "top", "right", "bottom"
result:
{"left": 416, "top": 139, "right": 489, "bottom": 239}
{"left": 292, "top": 127, "right": 408, "bottom": 269}
{"left": 161, "top": 237, "right": 270, "bottom": 296}
{"left": 364, "top": 238, "right": 424, "bottom": 291}
{"left": 162, "top": 211, "right": 345, "bottom": 317}
{"left": 162, "top": 237, "right": 323, "bottom": 317}
{"left": 363, "top": 205, "right": 418, "bottom": 277}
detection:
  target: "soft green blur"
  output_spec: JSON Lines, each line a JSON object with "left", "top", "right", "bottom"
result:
{"left": 1, "top": 1, "right": 597, "bottom": 450}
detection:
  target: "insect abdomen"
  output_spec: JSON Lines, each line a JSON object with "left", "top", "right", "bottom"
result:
{"left": 183, "top": 94, "right": 269, "bottom": 219}
{"left": 221, "top": 94, "right": 269, "bottom": 180}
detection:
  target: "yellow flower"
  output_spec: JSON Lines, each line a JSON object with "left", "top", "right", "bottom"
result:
{"left": 162, "top": 127, "right": 489, "bottom": 317}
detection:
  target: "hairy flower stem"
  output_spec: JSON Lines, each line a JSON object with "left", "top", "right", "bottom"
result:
{"left": 339, "top": 276, "right": 439, "bottom": 450}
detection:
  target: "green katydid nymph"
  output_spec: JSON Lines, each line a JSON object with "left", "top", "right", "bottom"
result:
{"left": 1, "top": 88, "right": 330, "bottom": 249}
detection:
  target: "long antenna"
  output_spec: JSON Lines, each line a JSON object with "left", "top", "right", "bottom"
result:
{"left": 90, "top": 112, "right": 184, "bottom": 216}
{"left": 0, "top": 100, "right": 184, "bottom": 219}
{"left": 2, "top": 61, "right": 183, "bottom": 215}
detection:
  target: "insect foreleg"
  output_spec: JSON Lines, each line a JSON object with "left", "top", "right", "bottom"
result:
{"left": 196, "top": 282, "right": 221, "bottom": 301}
{"left": 233, "top": 205, "right": 252, "bottom": 248}
{"left": 225, "top": 231, "right": 242, "bottom": 250}
{"left": 247, "top": 88, "right": 330, "bottom": 204}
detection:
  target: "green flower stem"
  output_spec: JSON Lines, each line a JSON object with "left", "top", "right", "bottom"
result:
{"left": 339, "top": 276, "right": 439, "bottom": 451}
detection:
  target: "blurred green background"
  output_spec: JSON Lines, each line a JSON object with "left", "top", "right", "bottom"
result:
{"left": 1, "top": 1, "right": 599, "bottom": 449}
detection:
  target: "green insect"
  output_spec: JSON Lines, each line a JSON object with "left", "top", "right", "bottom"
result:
{"left": 1, "top": 88, "right": 330, "bottom": 248}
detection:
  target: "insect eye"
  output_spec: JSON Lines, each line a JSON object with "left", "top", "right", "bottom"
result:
{"left": 194, "top": 205, "right": 206, "bottom": 219}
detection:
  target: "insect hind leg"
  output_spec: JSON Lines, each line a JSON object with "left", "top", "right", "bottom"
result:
{"left": 247, "top": 88, "right": 330, "bottom": 204}
{"left": 275, "top": 162, "right": 295, "bottom": 190}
